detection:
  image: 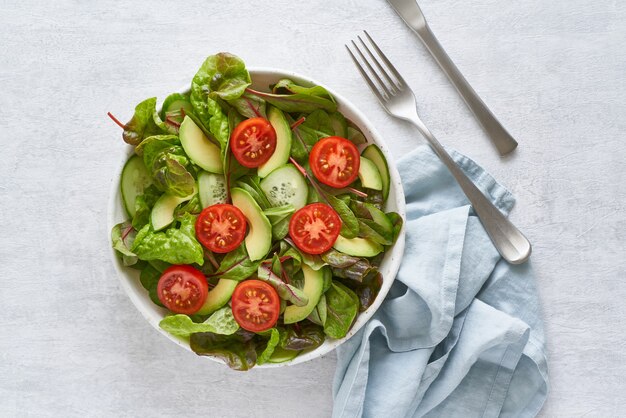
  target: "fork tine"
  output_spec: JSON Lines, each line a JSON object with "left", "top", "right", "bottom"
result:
{"left": 345, "top": 45, "right": 387, "bottom": 104}
{"left": 350, "top": 40, "right": 392, "bottom": 99}
{"left": 357, "top": 35, "right": 398, "bottom": 93}
{"left": 363, "top": 30, "right": 406, "bottom": 90}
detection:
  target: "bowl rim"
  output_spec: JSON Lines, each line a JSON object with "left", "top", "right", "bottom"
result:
{"left": 107, "top": 66, "right": 406, "bottom": 368}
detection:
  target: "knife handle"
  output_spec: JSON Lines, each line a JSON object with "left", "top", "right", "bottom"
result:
{"left": 416, "top": 24, "right": 518, "bottom": 155}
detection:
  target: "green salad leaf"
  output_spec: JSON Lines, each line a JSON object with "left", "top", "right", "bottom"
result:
{"left": 257, "top": 265, "right": 308, "bottom": 307}
{"left": 131, "top": 185, "right": 161, "bottom": 230}
{"left": 279, "top": 323, "right": 325, "bottom": 351}
{"left": 213, "top": 244, "right": 261, "bottom": 280}
{"left": 326, "top": 194, "right": 359, "bottom": 238}
{"left": 190, "top": 330, "right": 257, "bottom": 371}
{"left": 111, "top": 221, "right": 138, "bottom": 266}
{"left": 228, "top": 91, "right": 267, "bottom": 119}
{"left": 324, "top": 282, "right": 359, "bottom": 339}
{"left": 140, "top": 135, "right": 196, "bottom": 197}
{"left": 271, "top": 79, "right": 335, "bottom": 101}
{"left": 245, "top": 89, "right": 337, "bottom": 113}
{"left": 160, "top": 307, "right": 239, "bottom": 338}
{"left": 139, "top": 264, "right": 163, "bottom": 307}
{"left": 256, "top": 328, "right": 280, "bottom": 365}
{"left": 122, "top": 97, "right": 167, "bottom": 145}
{"left": 131, "top": 213, "right": 204, "bottom": 265}
{"left": 307, "top": 294, "right": 327, "bottom": 326}
{"left": 321, "top": 249, "right": 375, "bottom": 283}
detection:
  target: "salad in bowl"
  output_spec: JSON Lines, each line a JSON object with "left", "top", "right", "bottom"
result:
{"left": 109, "top": 53, "right": 404, "bottom": 370}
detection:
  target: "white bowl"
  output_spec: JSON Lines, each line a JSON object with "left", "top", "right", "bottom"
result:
{"left": 108, "top": 68, "right": 406, "bottom": 368}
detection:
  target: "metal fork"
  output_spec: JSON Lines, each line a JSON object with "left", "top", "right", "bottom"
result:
{"left": 346, "top": 31, "right": 531, "bottom": 264}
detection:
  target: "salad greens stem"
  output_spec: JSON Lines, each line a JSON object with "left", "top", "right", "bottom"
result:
{"left": 290, "top": 116, "right": 306, "bottom": 130}
{"left": 204, "top": 249, "right": 219, "bottom": 270}
{"left": 107, "top": 112, "right": 126, "bottom": 129}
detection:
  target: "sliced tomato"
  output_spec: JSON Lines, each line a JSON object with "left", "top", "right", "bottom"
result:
{"left": 289, "top": 203, "right": 341, "bottom": 254}
{"left": 231, "top": 280, "right": 280, "bottom": 332}
{"left": 157, "top": 265, "right": 208, "bottom": 314}
{"left": 309, "top": 136, "right": 360, "bottom": 188}
{"left": 230, "top": 117, "right": 277, "bottom": 168}
{"left": 195, "top": 204, "right": 247, "bottom": 253}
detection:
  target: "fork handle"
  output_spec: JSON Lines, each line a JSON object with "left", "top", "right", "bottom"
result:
{"left": 410, "top": 117, "right": 531, "bottom": 264}
{"left": 415, "top": 24, "right": 518, "bottom": 156}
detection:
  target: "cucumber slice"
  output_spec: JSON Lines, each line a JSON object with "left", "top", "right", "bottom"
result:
{"left": 179, "top": 116, "right": 223, "bottom": 174}
{"left": 260, "top": 164, "right": 308, "bottom": 210}
{"left": 196, "top": 279, "right": 238, "bottom": 315}
{"left": 358, "top": 156, "right": 383, "bottom": 191}
{"left": 330, "top": 112, "right": 348, "bottom": 137}
{"left": 198, "top": 171, "right": 227, "bottom": 208}
{"left": 283, "top": 265, "right": 326, "bottom": 324}
{"left": 333, "top": 235, "right": 383, "bottom": 257}
{"left": 361, "top": 144, "right": 390, "bottom": 201}
{"left": 120, "top": 155, "right": 152, "bottom": 218}
{"left": 268, "top": 347, "right": 300, "bottom": 363}
{"left": 258, "top": 106, "right": 292, "bottom": 178}
{"left": 231, "top": 187, "right": 272, "bottom": 261}
{"left": 150, "top": 189, "right": 195, "bottom": 231}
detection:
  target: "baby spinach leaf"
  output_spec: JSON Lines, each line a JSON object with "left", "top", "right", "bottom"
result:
{"left": 271, "top": 79, "right": 335, "bottom": 102}
{"left": 131, "top": 213, "right": 204, "bottom": 265}
{"left": 190, "top": 330, "right": 257, "bottom": 371}
{"left": 111, "top": 221, "right": 138, "bottom": 266}
{"left": 326, "top": 194, "right": 359, "bottom": 238}
{"left": 307, "top": 294, "right": 327, "bottom": 326}
{"left": 300, "top": 110, "right": 334, "bottom": 137}
{"left": 257, "top": 265, "right": 308, "bottom": 307}
{"left": 228, "top": 91, "right": 267, "bottom": 119}
{"left": 139, "top": 264, "right": 163, "bottom": 307}
{"left": 160, "top": 307, "right": 239, "bottom": 338}
{"left": 160, "top": 92, "right": 193, "bottom": 125}
{"left": 278, "top": 323, "right": 325, "bottom": 351}
{"left": 214, "top": 244, "right": 261, "bottom": 280}
{"left": 358, "top": 219, "right": 392, "bottom": 245}
{"left": 256, "top": 328, "right": 280, "bottom": 365}
{"left": 324, "top": 282, "right": 359, "bottom": 339}
{"left": 386, "top": 212, "right": 404, "bottom": 243}
{"left": 246, "top": 88, "right": 337, "bottom": 113}
{"left": 122, "top": 97, "right": 167, "bottom": 145}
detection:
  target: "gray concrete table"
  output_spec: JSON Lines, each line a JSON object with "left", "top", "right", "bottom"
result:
{"left": 1, "top": 0, "right": 625, "bottom": 416}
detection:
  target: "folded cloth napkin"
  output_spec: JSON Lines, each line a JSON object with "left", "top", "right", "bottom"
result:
{"left": 332, "top": 146, "right": 549, "bottom": 418}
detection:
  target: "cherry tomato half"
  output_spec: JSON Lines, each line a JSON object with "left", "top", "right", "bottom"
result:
{"left": 289, "top": 203, "right": 341, "bottom": 254}
{"left": 195, "top": 204, "right": 247, "bottom": 253}
{"left": 157, "top": 265, "right": 208, "bottom": 314}
{"left": 231, "top": 280, "right": 280, "bottom": 332}
{"left": 230, "top": 117, "right": 277, "bottom": 168}
{"left": 309, "top": 136, "right": 360, "bottom": 188}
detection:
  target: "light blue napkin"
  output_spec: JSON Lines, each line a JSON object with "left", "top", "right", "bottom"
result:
{"left": 332, "top": 146, "right": 549, "bottom": 418}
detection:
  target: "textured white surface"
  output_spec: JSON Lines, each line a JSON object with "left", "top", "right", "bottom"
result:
{"left": 1, "top": 0, "right": 625, "bottom": 416}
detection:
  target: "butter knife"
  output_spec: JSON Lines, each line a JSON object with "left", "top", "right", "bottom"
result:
{"left": 386, "top": 0, "right": 518, "bottom": 155}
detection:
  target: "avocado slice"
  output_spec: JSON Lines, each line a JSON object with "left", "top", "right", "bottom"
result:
{"left": 361, "top": 144, "right": 390, "bottom": 201}
{"left": 196, "top": 278, "right": 238, "bottom": 315}
{"left": 258, "top": 106, "right": 292, "bottom": 178}
{"left": 283, "top": 265, "right": 326, "bottom": 324}
{"left": 358, "top": 156, "right": 383, "bottom": 191}
{"left": 231, "top": 187, "right": 272, "bottom": 261}
{"left": 150, "top": 185, "right": 196, "bottom": 231}
{"left": 268, "top": 347, "right": 300, "bottom": 363}
{"left": 333, "top": 235, "right": 383, "bottom": 257}
{"left": 179, "top": 116, "right": 223, "bottom": 174}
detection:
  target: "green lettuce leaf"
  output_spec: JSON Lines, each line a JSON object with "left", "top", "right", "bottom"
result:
{"left": 257, "top": 265, "right": 309, "bottom": 307}
{"left": 111, "top": 221, "right": 138, "bottom": 266}
{"left": 131, "top": 213, "right": 204, "bottom": 265}
{"left": 324, "top": 282, "right": 359, "bottom": 339}
{"left": 245, "top": 89, "right": 337, "bottom": 113}
{"left": 122, "top": 97, "right": 167, "bottom": 145}
{"left": 228, "top": 91, "right": 267, "bottom": 119}
{"left": 140, "top": 135, "right": 195, "bottom": 197}
{"left": 256, "top": 328, "right": 280, "bottom": 365}
{"left": 326, "top": 194, "right": 359, "bottom": 238}
{"left": 159, "top": 307, "right": 239, "bottom": 338}
{"left": 131, "top": 185, "right": 161, "bottom": 230}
